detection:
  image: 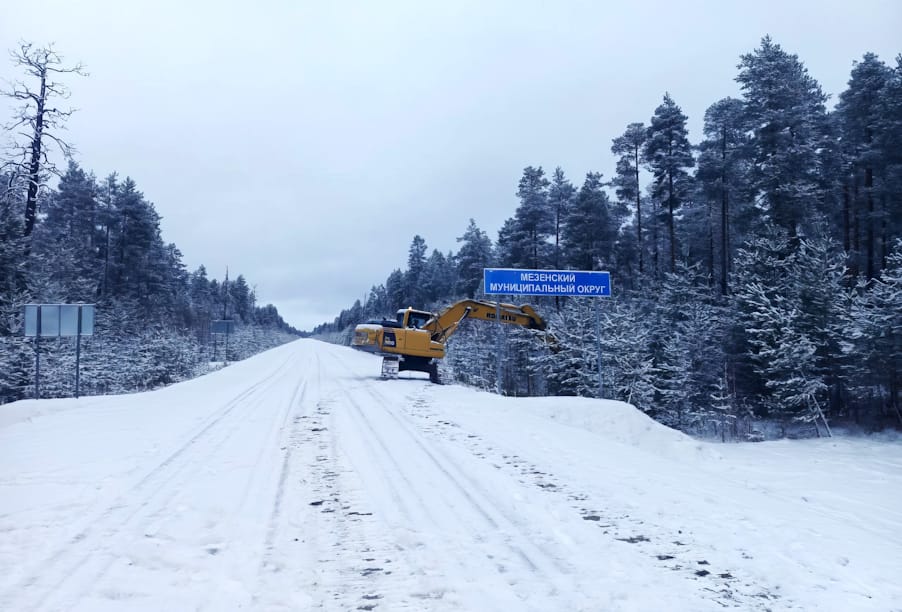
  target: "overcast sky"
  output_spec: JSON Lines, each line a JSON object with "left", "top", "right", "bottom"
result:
{"left": 3, "top": 1, "right": 900, "bottom": 330}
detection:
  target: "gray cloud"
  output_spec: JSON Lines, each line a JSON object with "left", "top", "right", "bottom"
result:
{"left": 3, "top": 0, "right": 899, "bottom": 329}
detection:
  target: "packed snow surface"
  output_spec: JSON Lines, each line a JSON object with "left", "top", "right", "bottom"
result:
{"left": 1, "top": 339, "right": 900, "bottom": 611}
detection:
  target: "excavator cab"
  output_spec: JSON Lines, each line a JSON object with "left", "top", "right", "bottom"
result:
{"left": 400, "top": 309, "right": 432, "bottom": 329}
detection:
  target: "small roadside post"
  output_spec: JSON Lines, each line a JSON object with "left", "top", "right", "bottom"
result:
{"left": 483, "top": 268, "right": 612, "bottom": 397}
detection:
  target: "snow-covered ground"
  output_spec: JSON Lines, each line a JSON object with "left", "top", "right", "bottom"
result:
{"left": 1, "top": 339, "right": 900, "bottom": 611}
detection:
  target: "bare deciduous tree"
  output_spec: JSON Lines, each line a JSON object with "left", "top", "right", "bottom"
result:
{"left": 1, "top": 42, "right": 86, "bottom": 241}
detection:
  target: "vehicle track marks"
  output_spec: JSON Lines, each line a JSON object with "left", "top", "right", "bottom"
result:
{"left": 323, "top": 351, "right": 576, "bottom": 608}
{"left": 366, "top": 385, "right": 576, "bottom": 583}
{"left": 400, "top": 385, "right": 793, "bottom": 610}
{"left": 2, "top": 351, "right": 304, "bottom": 611}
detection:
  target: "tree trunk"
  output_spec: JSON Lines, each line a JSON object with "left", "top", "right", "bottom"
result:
{"left": 842, "top": 182, "right": 851, "bottom": 254}
{"left": 651, "top": 199, "right": 659, "bottom": 279}
{"left": 668, "top": 171, "right": 676, "bottom": 272}
{"left": 852, "top": 175, "right": 861, "bottom": 277}
{"left": 707, "top": 198, "right": 714, "bottom": 284}
{"left": 23, "top": 69, "right": 48, "bottom": 241}
{"left": 866, "top": 166, "right": 874, "bottom": 280}
{"left": 634, "top": 144, "right": 643, "bottom": 275}
{"left": 880, "top": 193, "right": 887, "bottom": 273}
{"left": 720, "top": 126, "right": 729, "bottom": 296}
{"left": 100, "top": 222, "right": 110, "bottom": 297}
{"left": 532, "top": 230, "right": 539, "bottom": 269}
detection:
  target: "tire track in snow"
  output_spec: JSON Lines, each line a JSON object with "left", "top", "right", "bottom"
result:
{"left": 364, "top": 384, "right": 578, "bottom": 584}
{"left": 1, "top": 348, "right": 305, "bottom": 611}
{"left": 323, "top": 350, "right": 574, "bottom": 610}
{"left": 258, "top": 361, "right": 314, "bottom": 569}
{"left": 323, "top": 378, "right": 436, "bottom": 610}
{"left": 400, "top": 384, "right": 792, "bottom": 611}
{"left": 322, "top": 351, "right": 518, "bottom": 610}
{"left": 202, "top": 360, "right": 314, "bottom": 612}
{"left": 250, "top": 354, "right": 330, "bottom": 611}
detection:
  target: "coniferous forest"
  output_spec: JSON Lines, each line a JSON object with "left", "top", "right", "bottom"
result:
{"left": 0, "top": 44, "right": 298, "bottom": 405}
{"left": 315, "top": 38, "right": 902, "bottom": 438}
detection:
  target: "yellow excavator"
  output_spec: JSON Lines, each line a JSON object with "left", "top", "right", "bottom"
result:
{"left": 351, "top": 299, "right": 547, "bottom": 383}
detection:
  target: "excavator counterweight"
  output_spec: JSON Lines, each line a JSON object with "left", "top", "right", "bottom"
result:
{"left": 351, "top": 299, "right": 548, "bottom": 383}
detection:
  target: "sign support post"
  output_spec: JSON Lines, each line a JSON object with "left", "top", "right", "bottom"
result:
{"left": 75, "top": 307, "right": 83, "bottom": 398}
{"left": 595, "top": 299, "right": 603, "bottom": 398}
{"left": 496, "top": 301, "right": 503, "bottom": 395}
{"left": 35, "top": 307, "right": 42, "bottom": 399}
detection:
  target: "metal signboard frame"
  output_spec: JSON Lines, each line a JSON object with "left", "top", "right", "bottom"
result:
{"left": 483, "top": 268, "right": 611, "bottom": 297}
{"left": 24, "top": 304, "right": 96, "bottom": 399}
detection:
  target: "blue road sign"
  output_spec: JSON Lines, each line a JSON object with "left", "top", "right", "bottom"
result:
{"left": 483, "top": 268, "right": 611, "bottom": 297}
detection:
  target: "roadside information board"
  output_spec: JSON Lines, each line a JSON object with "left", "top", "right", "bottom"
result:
{"left": 24, "top": 304, "right": 96, "bottom": 399}
{"left": 483, "top": 268, "right": 611, "bottom": 297}
{"left": 25, "top": 304, "right": 95, "bottom": 337}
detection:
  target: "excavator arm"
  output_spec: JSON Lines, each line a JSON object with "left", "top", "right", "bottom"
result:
{"left": 423, "top": 299, "right": 546, "bottom": 344}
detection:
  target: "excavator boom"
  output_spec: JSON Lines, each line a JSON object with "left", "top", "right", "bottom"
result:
{"left": 422, "top": 299, "right": 545, "bottom": 344}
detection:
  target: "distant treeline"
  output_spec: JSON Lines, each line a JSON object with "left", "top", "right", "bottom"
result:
{"left": 1, "top": 165, "right": 299, "bottom": 403}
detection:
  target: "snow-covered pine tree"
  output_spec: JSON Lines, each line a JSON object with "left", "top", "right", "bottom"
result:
{"left": 443, "top": 318, "right": 502, "bottom": 392}
{"left": 505, "top": 325, "right": 548, "bottom": 397}
{"left": 836, "top": 53, "right": 893, "bottom": 279}
{"left": 543, "top": 301, "right": 598, "bottom": 397}
{"left": 695, "top": 97, "right": 753, "bottom": 295}
{"left": 790, "top": 232, "right": 848, "bottom": 416}
{"left": 655, "top": 328, "right": 693, "bottom": 430}
{"left": 737, "top": 36, "right": 828, "bottom": 240}
{"left": 648, "top": 264, "right": 727, "bottom": 431}
{"left": 230, "top": 274, "right": 253, "bottom": 322}
{"left": 843, "top": 241, "right": 902, "bottom": 426}
{"left": 562, "top": 173, "right": 616, "bottom": 271}
{"left": 34, "top": 162, "right": 103, "bottom": 300}
{"left": 878, "top": 56, "right": 902, "bottom": 259}
{"left": 548, "top": 167, "right": 575, "bottom": 270}
{"left": 598, "top": 299, "right": 656, "bottom": 410}
{"left": 384, "top": 269, "right": 405, "bottom": 312}
{"left": 0, "top": 292, "right": 33, "bottom": 403}
{"left": 710, "top": 365, "right": 737, "bottom": 442}
{"left": 403, "top": 235, "right": 428, "bottom": 307}
{"left": 455, "top": 219, "right": 493, "bottom": 298}
{"left": 421, "top": 250, "right": 456, "bottom": 305}
{"left": 732, "top": 228, "right": 842, "bottom": 432}
{"left": 497, "top": 167, "right": 551, "bottom": 269}
{"left": 644, "top": 93, "right": 695, "bottom": 273}
{"left": 611, "top": 123, "right": 648, "bottom": 275}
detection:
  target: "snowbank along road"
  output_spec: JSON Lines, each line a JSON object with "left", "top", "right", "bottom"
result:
{"left": 1, "top": 339, "right": 901, "bottom": 611}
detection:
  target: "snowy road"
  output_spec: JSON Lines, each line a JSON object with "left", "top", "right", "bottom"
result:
{"left": 2, "top": 339, "right": 901, "bottom": 611}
